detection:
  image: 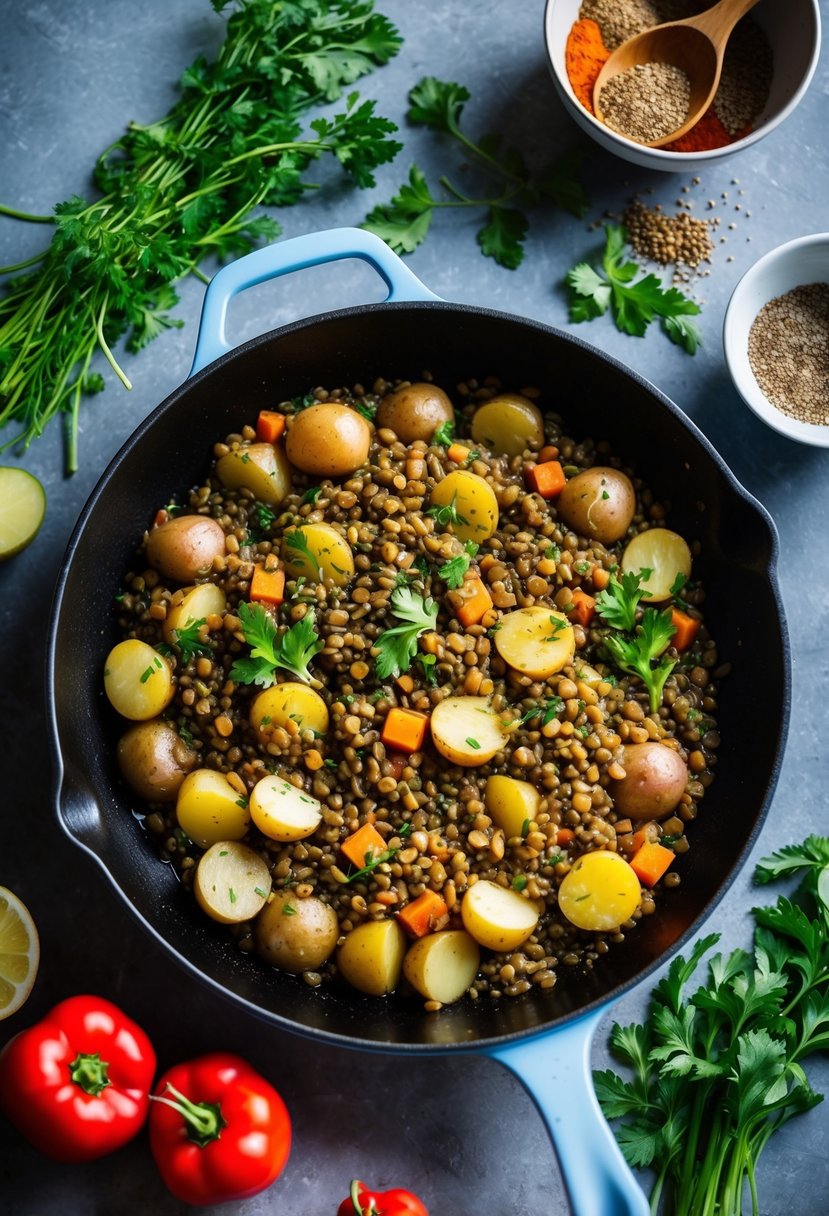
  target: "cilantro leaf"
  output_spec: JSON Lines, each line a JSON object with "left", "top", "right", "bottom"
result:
{"left": 595, "top": 569, "right": 651, "bottom": 632}
{"left": 476, "top": 205, "right": 528, "bottom": 269}
{"left": 438, "top": 541, "right": 479, "bottom": 589}
{"left": 407, "top": 76, "right": 470, "bottom": 133}
{"left": 603, "top": 607, "right": 676, "bottom": 712}
{"left": 165, "top": 616, "right": 213, "bottom": 663}
{"left": 230, "top": 602, "right": 322, "bottom": 687}
{"left": 374, "top": 586, "right": 439, "bottom": 679}
{"left": 362, "top": 164, "right": 436, "bottom": 254}
{"left": 754, "top": 836, "right": 829, "bottom": 886}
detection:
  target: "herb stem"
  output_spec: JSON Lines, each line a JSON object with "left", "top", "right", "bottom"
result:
{"left": 0, "top": 203, "right": 55, "bottom": 223}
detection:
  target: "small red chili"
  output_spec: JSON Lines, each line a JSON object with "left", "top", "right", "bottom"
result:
{"left": 0, "top": 994, "right": 156, "bottom": 1162}
{"left": 338, "top": 1179, "right": 430, "bottom": 1216}
{"left": 148, "top": 1052, "right": 291, "bottom": 1206}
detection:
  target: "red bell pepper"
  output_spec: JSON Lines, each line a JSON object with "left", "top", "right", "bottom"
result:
{"left": 338, "top": 1180, "right": 430, "bottom": 1216}
{"left": 0, "top": 994, "right": 156, "bottom": 1162}
{"left": 148, "top": 1052, "right": 291, "bottom": 1205}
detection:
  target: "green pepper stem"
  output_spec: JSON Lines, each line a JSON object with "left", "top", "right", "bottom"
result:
{"left": 149, "top": 1082, "right": 225, "bottom": 1147}
{"left": 69, "top": 1052, "right": 111, "bottom": 1097}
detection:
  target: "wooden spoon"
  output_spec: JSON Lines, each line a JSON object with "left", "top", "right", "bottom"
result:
{"left": 592, "top": 0, "right": 761, "bottom": 148}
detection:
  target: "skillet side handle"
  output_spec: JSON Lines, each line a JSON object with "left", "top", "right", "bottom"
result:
{"left": 489, "top": 1009, "right": 649, "bottom": 1216}
{"left": 189, "top": 227, "right": 441, "bottom": 375}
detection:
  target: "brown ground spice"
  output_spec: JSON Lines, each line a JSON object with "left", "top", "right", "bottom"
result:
{"left": 748, "top": 284, "right": 829, "bottom": 426}
{"left": 599, "top": 62, "right": 691, "bottom": 144}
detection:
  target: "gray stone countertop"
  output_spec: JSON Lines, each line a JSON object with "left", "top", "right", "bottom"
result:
{"left": 0, "top": 1, "right": 827, "bottom": 1212}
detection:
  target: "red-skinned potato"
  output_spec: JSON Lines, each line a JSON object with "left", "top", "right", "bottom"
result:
{"left": 146, "top": 515, "right": 226, "bottom": 583}
{"left": 376, "top": 382, "right": 454, "bottom": 443}
{"left": 117, "top": 720, "right": 197, "bottom": 801}
{"left": 556, "top": 467, "right": 635, "bottom": 545}
{"left": 611, "top": 742, "right": 688, "bottom": 820}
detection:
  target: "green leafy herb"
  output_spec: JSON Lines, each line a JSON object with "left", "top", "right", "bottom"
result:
{"left": 514, "top": 696, "right": 563, "bottom": 729}
{"left": 427, "top": 492, "right": 468, "bottom": 530}
{"left": 178, "top": 723, "right": 195, "bottom": 748}
{"left": 439, "top": 540, "right": 479, "bottom": 589}
{"left": 165, "top": 616, "right": 213, "bottom": 664}
{"left": 670, "top": 570, "right": 690, "bottom": 611}
{"left": 595, "top": 568, "right": 652, "bottom": 632}
{"left": 603, "top": 608, "right": 677, "bottom": 713}
{"left": 465, "top": 736, "right": 481, "bottom": 750}
{"left": 302, "top": 485, "right": 323, "bottom": 505}
{"left": 414, "top": 652, "right": 438, "bottom": 686}
{"left": 374, "top": 585, "right": 439, "bottom": 679}
{"left": 0, "top": 0, "right": 402, "bottom": 471}
{"left": 432, "top": 418, "right": 455, "bottom": 446}
{"left": 282, "top": 903, "right": 297, "bottom": 916}
{"left": 595, "top": 835, "right": 829, "bottom": 1216}
{"left": 544, "top": 615, "right": 568, "bottom": 642}
{"left": 566, "top": 225, "right": 702, "bottom": 355}
{"left": 229, "top": 601, "right": 323, "bottom": 686}
{"left": 363, "top": 76, "right": 588, "bottom": 268}
{"left": 283, "top": 528, "right": 323, "bottom": 580}
{"left": 354, "top": 399, "right": 377, "bottom": 421}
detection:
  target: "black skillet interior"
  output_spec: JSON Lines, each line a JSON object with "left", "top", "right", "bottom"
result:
{"left": 49, "top": 302, "right": 789, "bottom": 1051}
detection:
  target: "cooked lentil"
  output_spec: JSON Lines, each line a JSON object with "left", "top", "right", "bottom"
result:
{"left": 598, "top": 62, "right": 691, "bottom": 144}
{"left": 110, "top": 374, "right": 722, "bottom": 1010}
{"left": 747, "top": 284, "right": 829, "bottom": 425}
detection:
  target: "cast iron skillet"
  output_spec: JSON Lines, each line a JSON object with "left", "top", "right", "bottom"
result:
{"left": 48, "top": 229, "right": 790, "bottom": 1215}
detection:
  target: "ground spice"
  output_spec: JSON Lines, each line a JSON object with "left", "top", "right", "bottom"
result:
{"left": 565, "top": 18, "right": 609, "bottom": 110}
{"left": 622, "top": 200, "right": 713, "bottom": 268}
{"left": 747, "top": 284, "right": 829, "bottom": 426}
{"left": 599, "top": 61, "right": 690, "bottom": 144}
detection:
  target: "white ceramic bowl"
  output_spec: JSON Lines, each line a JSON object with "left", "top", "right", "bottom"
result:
{"left": 543, "top": 0, "right": 821, "bottom": 172}
{"left": 723, "top": 233, "right": 829, "bottom": 447}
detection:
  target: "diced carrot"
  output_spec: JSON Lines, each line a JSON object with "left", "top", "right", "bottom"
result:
{"left": 630, "top": 841, "right": 675, "bottom": 887}
{"left": 525, "top": 459, "right": 566, "bottom": 499}
{"left": 569, "top": 588, "right": 596, "bottom": 627}
{"left": 249, "top": 565, "right": 285, "bottom": 606}
{"left": 340, "top": 822, "right": 389, "bottom": 870}
{"left": 556, "top": 827, "right": 575, "bottom": 846}
{"left": 478, "top": 553, "right": 498, "bottom": 573}
{"left": 538, "top": 444, "right": 560, "bottom": 463}
{"left": 671, "top": 607, "right": 700, "bottom": 652}
{"left": 381, "top": 707, "right": 429, "bottom": 754}
{"left": 255, "top": 410, "right": 286, "bottom": 444}
{"left": 452, "top": 576, "right": 493, "bottom": 627}
{"left": 396, "top": 673, "right": 415, "bottom": 695}
{"left": 447, "top": 443, "right": 470, "bottom": 464}
{"left": 397, "top": 890, "right": 449, "bottom": 938}
{"left": 591, "top": 565, "right": 610, "bottom": 591}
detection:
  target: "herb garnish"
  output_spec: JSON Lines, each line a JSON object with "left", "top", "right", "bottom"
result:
{"left": 374, "top": 586, "right": 439, "bottom": 680}
{"left": 670, "top": 570, "right": 690, "bottom": 611}
{"left": 283, "top": 529, "right": 323, "bottom": 580}
{"left": 344, "top": 825, "right": 411, "bottom": 884}
{"left": 595, "top": 568, "right": 652, "bottom": 632}
{"left": 159, "top": 616, "right": 214, "bottom": 664}
{"left": 603, "top": 608, "right": 677, "bottom": 714}
{"left": 439, "top": 540, "right": 479, "bottom": 589}
{"left": 427, "top": 493, "right": 468, "bottom": 530}
{"left": 513, "top": 696, "right": 563, "bottom": 729}
{"left": 229, "top": 602, "right": 323, "bottom": 687}
{"left": 432, "top": 419, "right": 455, "bottom": 446}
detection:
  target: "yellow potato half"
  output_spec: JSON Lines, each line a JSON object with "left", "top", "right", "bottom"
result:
{"left": 281, "top": 522, "right": 354, "bottom": 586}
{"left": 470, "top": 394, "right": 545, "bottom": 457}
{"left": 461, "top": 879, "right": 540, "bottom": 951}
{"left": 430, "top": 696, "right": 507, "bottom": 766}
{"left": 250, "top": 683, "right": 329, "bottom": 737}
{"left": 621, "top": 528, "right": 692, "bottom": 603}
{"left": 428, "top": 470, "right": 499, "bottom": 544}
{"left": 249, "top": 775, "right": 322, "bottom": 842}
{"left": 337, "top": 919, "right": 408, "bottom": 996}
{"left": 493, "top": 606, "right": 575, "bottom": 680}
{"left": 485, "top": 775, "right": 541, "bottom": 839}
{"left": 163, "top": 583, "right": 227, "bottom": 645}
{"left": 403, "top": 930, "right": 480, "bottom": 1004}
{"left": 557, "top": 851, "right": 642, "bottom": 931}
{"left": 194, "top": 841, "right": 271, "bottom": 924}
{"left": 104, "top": 639, "right": 175, "bottom": 721}
{"left": 215, "top": 442, "right": 292, "bottom": 506}
{"left": 176, "top": 769, "right": 251, "bottom": 849}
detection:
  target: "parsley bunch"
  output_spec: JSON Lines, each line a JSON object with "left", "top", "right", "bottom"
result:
{"left": 374, "top": 586, "right": 439, "bottom": 680}
{"left": 229, "top": 601, "right": 323, "bottom": 686}
{"left": 596, "top": 835, "right": 829, "bottom": 1216}
{"left": 363, "top": 77, "right": 588, "bottom": 269}
{"left": 566, "top": 225, "right": 702, "bottom": 354}
{"left": 0, "top": 0, "right": 402, "bottom": 471}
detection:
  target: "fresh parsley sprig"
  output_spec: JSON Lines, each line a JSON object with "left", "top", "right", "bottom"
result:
{"left": 158, "top": 616, "right": 214, "bottom": 664}
{"left": 595, "top": 568, "right": 652, "bottom": 632}
{"left": 230, "top": 602, "right": 323, "bottom": 686}
{"left": 603, "top": 608, "right": 677, "bottom": 713}
{"left": 439, "top": 541, "right": 479, "bottom": 589}
{"left": 374, "top": 586, "right": 439, "bottom": 680}
{"left": 566, "top": 225, "right": 702, "bottom": 355}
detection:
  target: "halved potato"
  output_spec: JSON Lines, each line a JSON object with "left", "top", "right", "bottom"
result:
{"left": 0, "top": 467, "right": 46, "bottom": 560}
{"left": 104, "top": 639, "right": 175, "bottom": 720}
{"left": 403, "top": 930, "right": 480, "bottom": 1004}
{"left": 485, "top": 775, "right": 541, "bottom": 839}
{"left": 461, "top": 879, "right": 539, "bottom": 951}
{"left": 621, "top": 528, "right": 692, "bottom": 602}
{"left": 249, "top": 775, "right": 322, "bottom": 841}
{"left": 428, "top": 470, "right": 499, "bottom": 544}
{"left": 557, "top": 851, "right": 642, "bottom": 931}
{"left": 430, "top": 696, "right": 507, "bottom": 766}
{"left": 254, "top": 894, "right": 339, "bottom": 973}
{"left": 337, "top": 918, "right": 408, "bottom": 996}
{"left": 493, "top": 606, "right": 575, "bottom": 680}
{"left": 194, "top": 841, "right": 271, "bottom": 924}
{"left": 163, "top": 583, "right": 227, "bottom": 645}
{"left": 176, "top": 768, "right": 251, "bottom": 848}
{"left": 250, "top": 683, "right": 329, "bottom": 737}
{"left": 216, "top": 442, "right": 292, "bottom": 506}
{"left": 281, "top": 522, "right": 354, "bottom": 586}
{"left": 470, "top": 394, "right": 544, "bottom": 457}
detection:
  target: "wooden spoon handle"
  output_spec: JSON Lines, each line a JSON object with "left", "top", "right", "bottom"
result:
{"left": 691, "top": 0, "right": 762, "bottom": 43}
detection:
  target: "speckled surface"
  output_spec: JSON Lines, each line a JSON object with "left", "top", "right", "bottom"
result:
{"left": 1, "top": 1, "right": 828, "bottom": 1212}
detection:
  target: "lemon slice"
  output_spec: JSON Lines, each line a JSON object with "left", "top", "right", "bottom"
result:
{"left": 0, "top": 467, "right": 46, "bottom": 560}
{"left": 0, "top": 887, "right": 40, "bottom": 1019}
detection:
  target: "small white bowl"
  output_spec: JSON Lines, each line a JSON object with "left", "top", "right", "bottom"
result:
{"left": 723, "top": 233, "right": 829, "bottom": 447}
{"left": 543, "top": 0, "right": 821, "bottom": 172}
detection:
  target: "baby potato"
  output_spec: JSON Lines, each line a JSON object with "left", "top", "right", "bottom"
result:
{"left": 254, "top": 894, "right": 339, "bottom": 973}
{"left": 176, "top": 768, "right": 251, "bottom": 848}
{"left": 117, "top": 720, "right": 197, "bottom": 802}
{"left": 194, "top": 841, "right": 271, "bottom": 924}
{"left": 611, "top": 742, "right": 688, "bottom": 820}
{"left": 215, "top": 441, "right": 292, "bottom": 506}
{"left": 249, "top": 774, "right": 323, "bottom": 842}
{"left": 250, "top": 683, "right": 329, "bottom": 737}
{"left": 163, "top": 583, "right": 227, "bottom": 645}
{"left": 470, "top": 394, "right": 545, "bottom": 457}
{"left": 145, "top": 514, "right": 227, "bottom": 584}
{"left": 430, "top": 696, "right": 507, "bottom": 766}
{"left": 285, "top": 403, "right": 372, "bottom": 478}
{"left": 402, "top": 930, "right": 480, "bottom": 1005}
{"left": 485, "top": 774, "right": 541, "bottom": 839}
{"left": 557, "top": 851, "right": 642, "bottom": 931}
{"left": 461, "top": 880, "right": 540, "bottom": 952}
{"left": 493, "top": 606, "right": 575, "bottom": 680}
{"left": 281, "top": 522, "right": 354, "bottom": 586}
{"left": 337, "top": 919, "right": 408, "bottom": 996}
{"left": 104, "top": 639, "right": 175, "bottom": 721}
{"left": 376, "top": 382, "right": 454, "bottom": 444}
{"left": 556, "top": 467, "right": 636, "bottom": 545}
{"left": 428, "top": 470, "right": 499, "bottom": 545}
{"left": 621, "top": 528, "right": 692, "bottom": 602}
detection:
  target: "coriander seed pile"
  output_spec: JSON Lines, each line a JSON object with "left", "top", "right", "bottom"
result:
{"left": 598, "top": 61, "right": 691, "bottom": 144}
{"left": 748, "top": 284, "right": 829, "bottom": 426}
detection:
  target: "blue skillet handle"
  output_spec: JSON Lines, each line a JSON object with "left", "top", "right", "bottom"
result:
{"left": 489, "top": 1007, "right": 649, "bottom": 1216}
{"left": 190, "top": 227, "right": 441, "bottom": 375}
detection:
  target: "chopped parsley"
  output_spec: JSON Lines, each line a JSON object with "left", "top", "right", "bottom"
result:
{"left": 229, "top": 602, "right": 323, "bottom": 687}
{"left": 432, "top": 419, "right": 455, "bottom": 446}
{"left": 427, "top": 492, "right": 468, "bottom": 529}
{"left": 374, "top": 586, "right": 439, "bottom": 680}
{"left": 283, "top": 528, "right": 323, "bottom": 580}
{"left": 439, "top": 540, "right": 479, "bottom": 589}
